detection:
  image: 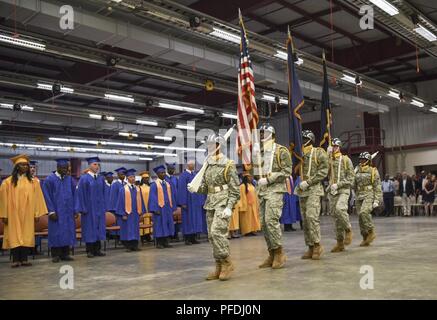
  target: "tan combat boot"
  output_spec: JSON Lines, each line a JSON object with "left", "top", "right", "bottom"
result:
{"left": 219, "top": 257, "right": 234, "bottom": 281}
{"left": 272, "top": 247, "right": 287, "bottom": 269}
{"left": 359, "top": 234, "right": 368, "bottom": 247}
{"left": 301, "top": 246, "right": 313, "bottom": 259}
{"left": 344, "top": 229, "right": 353, "bottom": 246}
{"left": 258, "top": 250, "right": 274, "bottom": 268}
{"left": 364, "top": 229, "right": 376, "bottom": 246}
{"left": 312, "top": 243, "right": 324, "bottom": 260}
{"left": 205, "top": 260, "right": 221, "bottom": 281}
{"left": 330, "top": 240, "right": 345, "bottom": 253}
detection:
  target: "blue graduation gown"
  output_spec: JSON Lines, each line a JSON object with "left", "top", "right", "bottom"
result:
{"left": 42, "top": 173, "right": 76, "bottom": 248}
{"left": 148, "top": 180, "right": 176, "bottom": 238}
{"left": 165, "top": 175, "right": 178, "bottom": 202}
{"left": 74, "top": 173, "right": 106, "bottom": 243}
{"left": 115, "top": 185, "right": 145, "bottom": 241}
{"left": 109, "top": 180, "right": 124, "bottom": 212}
{"left": 103, "top": 181, "right": 111, "bottom": 207}
{"left": 177, "top": 170, "right": 205, "bottom": 235}
{"left": 280, "top": 176, "right": 302, "bottom": 224}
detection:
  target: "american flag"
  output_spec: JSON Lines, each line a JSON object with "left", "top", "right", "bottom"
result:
{"left": 237, "top": 11, "right": 259, "bottom": 167}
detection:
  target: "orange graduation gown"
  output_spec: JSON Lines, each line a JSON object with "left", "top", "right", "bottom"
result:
{"left": 0, "top": 176, "right": 48, "bottom": 249}
{"left": 238, "top": 184, "right": 261, "bottom": 235}
{"left": 139, "top": 184, "right": 152, "bottom": 236}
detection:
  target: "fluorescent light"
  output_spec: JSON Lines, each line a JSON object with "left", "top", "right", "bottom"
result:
{"left": 0, "top": 103, "right": 33, "bottom": 111}
{"left": 274, "top": 50, "right": 288, "bottom": 60}
{"left": 411, "top": 99, "right": 425, "bottom": 108}
{"left": 262, "top": 94, "right": 288, "bottom": 105}
{"left": 154, "top": 135, "right": 173, "bottom": 141}
{"left": 104, "top": 93, "right": 134, "bottom": 103}
{"left": 0, "top": 121, "right": 2, "bottom": 125}
{"left": 21, "top": 105, "right": 34, "bottom": 111}
{"left": 136, "top": 119, "right": 158, "bottom": 126}
{"left": 158, "top": 102, "right": 205, "bottom": 114}
{"left": 430, "top": 107, "right": 437, "bottom": 113}
{"left": 387, "top": 90, "right": 400, "bottom": 99}
{"left": 0, "top": 103, "right": 13, "bottom": 109}
{"left": 176, "top": 124, "right": 195, "bottom": 130}
{"left": 341, "top": 74, "right": 356, "bottom": 84}
{"left": 369, "top": 0, "right": 399, "bottom": 16}
{"left": 274, "top": 50, "right": 304, "bottom": 65}
{"left": 139, "top": 157, "right": 153, "bottom": 161}
{"left": 37, "top": 83, "right": 75, "bottom": 94}
{"left": 0, "top": 33, "right": 46, "bottom": 51}
{"left": 89, "top": 114, "right": 115, "bottom": 121}
{"left": 221, "top": 113, "right": 238, "bottom": 120}
{"left": 414, "top": 24, "right": 437, "bottom": 42}
{"left": 119, "top": 132, "right": 138, "bottom": 138}
{"left": 210, "top": 27, "right": 240, "bottom": 44}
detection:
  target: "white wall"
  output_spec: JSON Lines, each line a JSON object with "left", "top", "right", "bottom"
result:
{"left": 385, "top": 147, "right": 437, "bottom": 176}
{"left": 381, "top": 106, "right": 437, "bottom": 147}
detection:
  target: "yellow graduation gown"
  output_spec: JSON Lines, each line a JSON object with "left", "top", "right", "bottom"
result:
{"left": 0, "top": 176, "right": 48, "bottom": 249}
{"left": 238, "top": 184, "right": 261, "bottom": 235}
{"left": 139, "top": 184, "right": 152, "bottom": 236}
{"left": 229, "top": 198, "right": 240, "bottom": 232}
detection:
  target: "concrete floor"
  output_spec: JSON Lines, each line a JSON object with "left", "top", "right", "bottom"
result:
{"left": 1, "top": 216, "right": 437, "bottom": 300}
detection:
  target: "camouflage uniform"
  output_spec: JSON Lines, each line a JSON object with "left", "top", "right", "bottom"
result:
{"left": 198, "top": 154, "right": 240, "bottom": 260}
{"left": 328, "top": 153, "right": 355, "bottom": 241}
{"left": 257, "top": 143, "right": 292, "bottom": 250}
{"left": 295, "top": 146, "right": 328, "bottom": 247}
{"left": 354, "top": 164, "right": 382, "bottom": 238}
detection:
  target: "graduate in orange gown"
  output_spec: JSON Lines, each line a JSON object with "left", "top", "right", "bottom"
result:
{"left": 139, "top": 171, "right": 153, "bottom": 242}
{"left": 238, "top": 172, "right": 261, "bottom": 236}
{"left": 0, "top": 154, "right": 48, "bottom": 267}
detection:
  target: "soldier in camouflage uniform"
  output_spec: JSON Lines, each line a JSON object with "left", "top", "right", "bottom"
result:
{"left": 295, "top": 130, "right": 328, "bottom": 260}
{"left": 255, "top": 124, "right": 292, "bottom": 270}
{"left": 327, "top": 138, "right": 355, "bottom": 253}
{"left": 188, "top": 133, "right": 240, "bottom": 281}
{"left": 354, "top": 152, "right": 382, "bottom": 246}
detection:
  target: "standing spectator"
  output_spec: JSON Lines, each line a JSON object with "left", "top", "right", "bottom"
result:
{"left": 381, "top": 174, "right": 395, "bottom": 217}
{"left": 393, "top": 173, "right": 401, "bottom": 196}
{"left": 399, "top": 172, "right": 414, "bottom": 217}
{"left": 421, "top": 171, "right": 428, "bottom": 195}
{"left": 413, "top": 174, "right": 422, "bottom": 204}
{"left": 423, "top": 175, "right": 436, "bottom": 217}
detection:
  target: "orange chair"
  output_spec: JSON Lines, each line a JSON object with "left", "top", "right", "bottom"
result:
{"left": 105, "top": 212, "right": 120, "bottom": 249}
{"left": 0, "top": 220, "right": 4, "bottom": 256}
{"left": 173, "top": 207, "right": 182, "bottom": 224}
{"left": 34, "top": 215, "right": 49, "bottom": 257}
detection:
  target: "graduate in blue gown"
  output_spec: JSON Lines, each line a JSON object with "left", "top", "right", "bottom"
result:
{"left": 42, "top": 159, "right": 76, "bottom": 263}
{"left": 149, "top": 165, "right": 176, "bottom": 249}
{"left": 108, "top": 167, "right": 126, "bottom": 238}
{"left": 165, "top": 163, "right": 180, "bottom": 242}
{"left": 102, "top": 172, "right": 114, "bottom": 208}
{"left": 177, "top": 160, "right": 204, "bottom": 245}
{"left": 115, "top": 169, "right": 145, "bottom": 252}
{"left": 74, "top": 156, "right": 107, "bottom": 258}
{"left": 281, "top": 175, "right": 302, "bottom": 231}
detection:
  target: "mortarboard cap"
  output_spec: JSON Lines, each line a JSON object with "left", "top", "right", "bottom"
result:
{"left": 86, "top": 156, "right": 101, "bottom": 165}
{"left": 114, "top": 167, "right": 127, "bottom": 174}
{"left": 153, "top": 165, "right": 166, "bottom": 174}
{"left": 55, "top": 158, "right": 69, "bottom": 166}
{"left": 126, "top": 168, "right": 137, "bottom": 177}
{"left": 10, "top": 154, "right": 30, "bottom": 166}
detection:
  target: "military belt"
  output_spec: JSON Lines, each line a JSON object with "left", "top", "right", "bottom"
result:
{"left": 208, "top": 184, "right": 229, "bottom": 193}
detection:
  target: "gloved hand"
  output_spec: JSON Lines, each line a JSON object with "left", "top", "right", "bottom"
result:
{"left": 221, "top": 207, "right": 232, "bottom": 219}
{"left": 49, "top": 213, "right": 58, "bottom": 222}
{"left": 258, "top": 178, "right": 268, "bottom": 186}
{"left": 372, "top": 201, "right": 379, "bottom": 209}
{"left": 300, "top": 181, "right": 309, "bottom": 191}
{"left": 187, "top": 183, "right": 195, "bottom": 193}
{"left": 327, "top": 146, "right": 333, "bottom": 154}
{"left": 330, "top": 184, "right": 338, "bottom": 192}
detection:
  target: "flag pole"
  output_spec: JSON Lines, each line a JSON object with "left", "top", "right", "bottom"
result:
{"left": 323, "top": 50, "right": 334, "bottom": 185}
